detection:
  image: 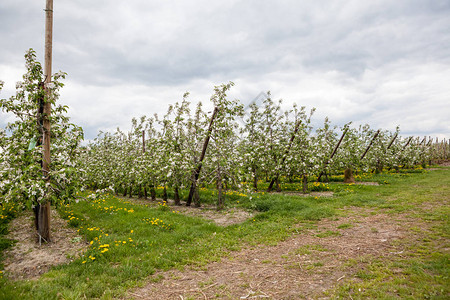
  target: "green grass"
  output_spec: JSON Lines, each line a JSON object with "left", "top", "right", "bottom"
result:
{"left": 0, "top": 167, "right": 449, "bottom": 299}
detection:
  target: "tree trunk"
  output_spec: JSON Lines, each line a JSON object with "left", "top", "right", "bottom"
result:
{"left": 344, "top": 168, "right": 355, "bottom": 183}
{"left": 217, "top": 175, "right": 224, "bottom": 210}
{"left": 187, "top": 107, "right": 219, "bottom": 206}
{"left": 123, "top": 186, "right": 127, "bottom": 197}
{"left": 275, "top": 177, "right": 281, "bottom": 192}
{"left": 253, "top": 167, "right": 258, "bottom": 192}
{"left": 143, "top": 186, "right": 147, "bottom": 199}
{"left": 37, "top": 202, "right": 51, "bottom": 243}
{"left": 33, "top": 203, "right": 40, "bottom": 233}
{"left": 187, "top": 181, "right": 197, "bottom": 207}
{"left": 193, "top": 187, "right": 201, "bottom": 208}
{"left": 302, "top": 174, "right": 308, "bottom": 194}
{"left": 174, "top": 186, "right": 181, "bottom": 205}
{"left": 267, "top": 179, "right": 275, "bottom": 192}
{"left": 163, "top": 186, "right": 168, "bottom": 202}
{"left": 375, "top": 160, "right": 383, "bottom": 174}
{"left": 138, "top": 185, "right": 143, "bottom": 198}
{"left": 150, "top": 186, "right": 156, "bottom": 201}
{"left": 128, "top": 185, "right": 132, "bottom": 198}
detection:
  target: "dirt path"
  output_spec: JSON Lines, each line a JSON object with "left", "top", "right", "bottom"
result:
{"left": 128, "top": 208, "right": 417, "bottom": 299}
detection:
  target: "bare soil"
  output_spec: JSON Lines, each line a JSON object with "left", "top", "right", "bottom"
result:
{"left": 127, "top": 208, "right": 419, "bottom": 299}
{"left": 3, "top": 208, "right": 87, "bottom": 280}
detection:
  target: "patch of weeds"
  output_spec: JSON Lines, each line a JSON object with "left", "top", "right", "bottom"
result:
{"left": 342, "top": 258, "right": 358, "bottom": 268}
{"left": 198, "top": 277, "right": 215, "bottom": 288}
{"left": 355, "top": 269, "right": 377, "bottom": 280}
{"left": 316, "top": 230, "right": 341, "bottom": 238}
{"left": 306, "top": 261, "right": 324, "bottom": 270}
{"left": 337, "top": 223, "right": 353, "bottom": 229}
{"left": 309, "top": 182, "right": 332, "bottom": 192}
{"left": 149, "top": 274, "right": 164, "bottom": 283}
{"left": 293, "top": 244, "right": 328, "bottom": 255}
{"left": 240, "top": 282, "right": 250, "bottom": 288}
{"left": 71, "top": 236, "right": 82, "bottom": 243}
{"left": 300, "top": 206, "right": 335, "bottom": 221}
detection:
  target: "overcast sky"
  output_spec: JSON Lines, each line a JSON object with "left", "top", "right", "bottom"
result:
{"left": 1, "top": 0, "right": 449, "bottom": 140}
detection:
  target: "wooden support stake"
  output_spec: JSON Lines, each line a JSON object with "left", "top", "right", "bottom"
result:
{"left": 317, "top": 127, "right": 348, "bottom": 182}
{"left": 360, "top": 129, "right": 380, "bottom": 160}
{"left": 387, "top": 132, "right": 398, "bottom": 150}
{"left": 403, "top": 136, "right": 413, "bottom": 150}
{"left": 37, "top": 0, "right": 54, "bottom": 243}
{"left": 267, "top": 119, "right": 302, "bottom": 192}
{"left": 142, "top": 130, "right": 147, "bottom": 199}
{"left": 186, "top": 107, "right": 219, "bottom": 206}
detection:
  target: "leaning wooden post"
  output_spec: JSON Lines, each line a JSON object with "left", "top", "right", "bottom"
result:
{"left": 376, "top": 132, "right": 398, "bottom": 173}
{"left": 267, "top": 119, "right": 302, "bottom": 192}
{"left": 387, "top": 132, "right": 398, "bottom": 150}
{"left": 360, "top": 129, "right": 380, "bottom": 161}
{"left": 38, "top": 0, "right": 53, "bottom": 243}
{"left": 317, "top": 127, "right": 348, "bottom": 182}
{"left": 402, "top": 136, "right": 413, "bottom": 150}
{"left": 186, "top": 107, "right": 219, "bottom": 206}
{"left": 142, "top": 130, "right": 147, "bottom": 199}
{"left": 419, "top": 136, "right": 426, "bottom": 146}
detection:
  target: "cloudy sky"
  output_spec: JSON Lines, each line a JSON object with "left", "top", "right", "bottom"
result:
{"left": 1, "top": 0, "right": 449, "bottom": 140}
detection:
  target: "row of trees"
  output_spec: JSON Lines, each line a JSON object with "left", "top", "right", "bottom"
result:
{"left": 76, "top": 85, "right": 449, "bottom": 208}
{"left": 1, "top": 51, "right": 449, "bottom": 216}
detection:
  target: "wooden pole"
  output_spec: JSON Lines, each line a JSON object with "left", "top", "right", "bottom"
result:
{"left": 317, "top": 127, "right": 348, "bottom": 182}
{"left": 403, "top": 136, "right": 413, "bottom": 150}
{"left": 267, "top": 119, "right": 302, "bottom": 192}
{"left": 387, "top": 132, "right": 398, "bottom": 150}
{"left": 419, "top": 136, "right": 426, "bottom": 145}
{"left": 142, "top": 130, "right": 147, "bottom": 199}
{"left": 360, "top": 129, "right": 380, "bottom": 160}
{"left": 186, "top": 107, "right": 219, "bottom": 206}
{"left": 38, "top": 0, "right": 53, "bottom": 243}
{"left": 142, "top": 130, "right": 145, "bottom": 153}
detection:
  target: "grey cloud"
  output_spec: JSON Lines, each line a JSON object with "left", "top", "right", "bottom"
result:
{"left": 1, "top": 0, "right": 449, "bottom": 140}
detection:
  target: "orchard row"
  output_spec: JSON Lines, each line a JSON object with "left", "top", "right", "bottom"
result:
{"left": 1, "top": 50, "right": 449, "bottom": 210}
{"left": 77, "top": 83, "right": 449, "bottom": 208}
